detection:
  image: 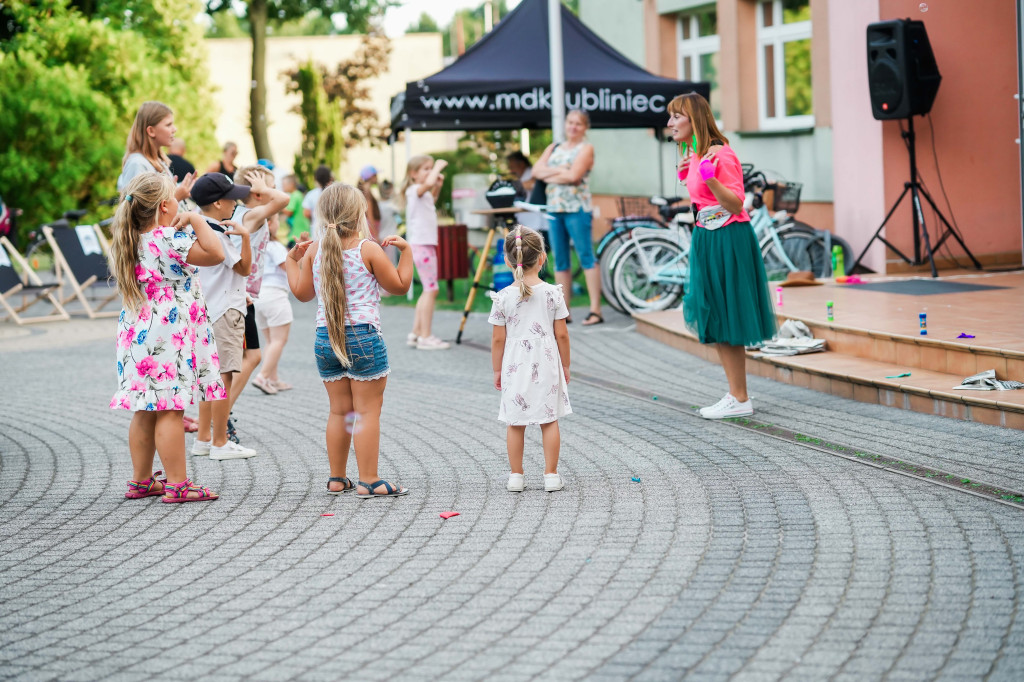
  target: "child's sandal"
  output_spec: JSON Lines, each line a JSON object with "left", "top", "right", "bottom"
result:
{"left": 125, "top": 470, "right": 167, "bottom": 499}
{"left": 356, "top": 479, "right": 409, "bottom": 498}
{"left": 327, "top": 476, "right": 354, "bottom": 495}
{"left": 161, "top": 478, "right": 219, "bottom": 504}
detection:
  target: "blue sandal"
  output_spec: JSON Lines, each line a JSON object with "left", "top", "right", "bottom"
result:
{"left": 327, "top": 476, "right": 354, "bottom": 495}
{"left": 356, "top": 479, "right": 409, "bottom": 498}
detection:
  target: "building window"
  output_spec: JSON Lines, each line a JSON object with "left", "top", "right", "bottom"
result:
{"left": 757, "top": 0, "right": 813, "bottom": 130}
{"left": 678, "top": 6, "right": 721, "bottom": 120}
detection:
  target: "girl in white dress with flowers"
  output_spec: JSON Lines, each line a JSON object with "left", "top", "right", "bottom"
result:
{"left": 489, "top": 225, "right": 572, "bottom": 493}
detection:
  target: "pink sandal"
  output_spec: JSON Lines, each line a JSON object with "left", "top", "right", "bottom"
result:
{"left": 125, "top": 471, "right": 167, "bottom": 499}
{"left": 161, "top": 478, "right": 219, "bottom": 504}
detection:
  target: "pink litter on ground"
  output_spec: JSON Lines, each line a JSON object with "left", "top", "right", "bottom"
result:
{"left": 321, "top": 513, "right": 334, "bottom": 517}
{"left": 439, "top": 512, "right": 460, "bottom": 519}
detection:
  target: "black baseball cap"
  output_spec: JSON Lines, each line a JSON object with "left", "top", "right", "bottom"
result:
{"left": 191, "top": 173, "right": 251, "bottom": 206}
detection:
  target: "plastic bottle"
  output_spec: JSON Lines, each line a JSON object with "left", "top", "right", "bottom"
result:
{"left": 826, "top": 300, "right": 834, "bottom": 322}
{"left": 492, "top": 238, "right": 514, "bottom": 291}
{"left": 919, "top": 312, "right": 927, "bottom": 335}
{"left": 832, "top": 245, "right": 845, "bottom": 278}
{"left": 775, "top": 287, "right": 783, "bottom": 306}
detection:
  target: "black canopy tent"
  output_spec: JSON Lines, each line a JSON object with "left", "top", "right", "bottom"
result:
{"left": 390, "top": 0, "right": 710, "bottom": 135}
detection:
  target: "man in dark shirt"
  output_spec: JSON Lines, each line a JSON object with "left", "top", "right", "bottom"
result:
{"left": 168, "top": 138, "right": 196, "bottom": 181}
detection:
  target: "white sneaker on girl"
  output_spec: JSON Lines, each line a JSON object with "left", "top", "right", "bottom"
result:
{"left": 507, "top": 473, "right": 525, "bottom": 492}
{"left": 406, "top": 332, "right": 419, "bottom": 347}
{"left": 210, "top": 441, "right": 257, "bottom": 460}
{"left": 416, "top": 335, "right": 451, "bottom": 350}
{"left": 699, "top": 393, "right": 753, "bottom": 419}
{"left": 544, "top": 473, "right": 563, "bottom": 492}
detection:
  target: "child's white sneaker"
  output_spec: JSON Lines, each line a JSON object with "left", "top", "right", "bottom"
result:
{"left": 210, "top": 441, "right": 257, "bottom": 460}
{"left": 191, "top": 440, "right": 211, "bottom": 456}
{"left": 406, "top": 332, "right": 419, "bottom": 347}
{"left": 507, "top": 473, "right": 525, "bottom": 492}
{"left": 416, "top": 335, "right": 451, "bottom": 350}
{"left": 544, "top": 473, "right": 563, "bottom": 492}
{"left": 699, "top": 393, "right": 753, "bottom": 419}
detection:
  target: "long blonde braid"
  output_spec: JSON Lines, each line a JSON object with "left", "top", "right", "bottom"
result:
{"left": 318, "top": 183, "right": 369, "bottom": 366}
{"left": 110, "top": 172, "right": 175, "bottom": 312}
{"left": 503, "top": 224, "right": 544, "bottom": 300}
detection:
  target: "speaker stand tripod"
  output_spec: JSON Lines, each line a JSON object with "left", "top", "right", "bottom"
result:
{"left": 850, "top": 116, "right": 981, "bottom": 278}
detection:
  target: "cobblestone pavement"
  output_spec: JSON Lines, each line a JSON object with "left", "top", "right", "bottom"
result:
{"left": 1, "top": 300, "right": 1022, "bottom": 681}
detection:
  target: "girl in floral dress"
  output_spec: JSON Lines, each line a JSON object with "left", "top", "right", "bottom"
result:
{"left": 109, "top": 172, "right": 227, "bottom": 503}
{"left": 489, "top": 225, "right": 572, "bottom": 493}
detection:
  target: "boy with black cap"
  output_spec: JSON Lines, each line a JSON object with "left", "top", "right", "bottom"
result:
{"left": 188, "top": 172, "right": 257, "bottom": 461}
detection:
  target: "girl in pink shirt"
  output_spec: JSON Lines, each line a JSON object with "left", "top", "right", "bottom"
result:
{"left": 668, "top": 93, "right": 777, "bottom": 420}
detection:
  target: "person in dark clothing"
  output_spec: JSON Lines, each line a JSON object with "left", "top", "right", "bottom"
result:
{"left": 168, "top": 139, "right": 196, "bottom": 181}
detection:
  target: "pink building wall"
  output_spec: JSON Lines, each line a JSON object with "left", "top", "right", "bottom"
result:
{"left": 831, "top": 0, "right": 1020, "bottom": 271}
{"left": 878, "top": 0, "right": 1020, "bottom": 267}
{"left": 829, "top": 0, "right": 886, "bottom": 272}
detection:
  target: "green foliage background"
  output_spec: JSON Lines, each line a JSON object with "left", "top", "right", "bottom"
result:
{"left": 0, "top": 0, "right": 219, "bottom": 242}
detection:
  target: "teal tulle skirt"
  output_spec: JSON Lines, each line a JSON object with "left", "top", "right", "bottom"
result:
{"left": 683, "top": 222, "right": 778, "bottom": 346}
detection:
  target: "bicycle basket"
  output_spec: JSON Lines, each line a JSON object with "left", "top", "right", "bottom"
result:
{"left": 771, "top": 181, "right": 802, "bottom": 214}
{"left": 617, "top": 196, "right": 655, "bottom": 219}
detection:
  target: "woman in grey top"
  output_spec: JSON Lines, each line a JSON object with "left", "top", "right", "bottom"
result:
{"left": 532, "top": 109, "right": 602, "bottom": 325}
{"left": 117, "top": 101, "right": 195, "bottom": 201}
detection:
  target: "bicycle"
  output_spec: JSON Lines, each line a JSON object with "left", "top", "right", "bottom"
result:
{"left": 744, "top": 171, "right": 854, "bottom": 281}
{"left": 601, "top": 197, "right": 693, "bottom": 314}
{"left": 603, "top": 168, "right": 855, "bottom": 316}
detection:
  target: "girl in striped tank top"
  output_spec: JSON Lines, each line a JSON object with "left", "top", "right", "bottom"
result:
{"left": 285, "top": 184, "right": 414, "bottom": 498}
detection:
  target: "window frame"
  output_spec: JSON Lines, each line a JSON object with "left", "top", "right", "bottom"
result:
{"left": 756, "top": 0, "right": 815, "bottom": 131}
{"left": 676, "top": 7, "right": 721, "bottom": 120}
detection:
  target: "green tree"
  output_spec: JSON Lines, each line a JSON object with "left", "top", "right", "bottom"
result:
{"left": 405, "top": 12, "right": 438, "bottom": 34}
{"left": 206, "top": 0, "right": 394, "bottom": 161}
{"left": 284, "top": 32, "right": 391, "bottom": 188}
{"left": 0, "top": 0, "right": 219, "bottom": 238}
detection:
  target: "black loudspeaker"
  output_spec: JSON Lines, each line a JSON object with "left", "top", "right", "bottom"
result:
{"left": 866, "top": 19, "right": 941, "bottom": 120}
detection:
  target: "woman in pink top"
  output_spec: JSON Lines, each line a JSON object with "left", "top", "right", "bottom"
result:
{"left": 668, "top": 93, "right": 776, "bottom": 420}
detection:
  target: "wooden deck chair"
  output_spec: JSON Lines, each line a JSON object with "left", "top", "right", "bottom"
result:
{"left": 43, "top": 224, "right": 119, "bottom": 318}
{"left": 0, "top": 236, "right": 70, "bottom": 324}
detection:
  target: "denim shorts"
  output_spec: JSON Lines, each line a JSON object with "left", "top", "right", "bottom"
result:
{"left": 314, "top": 325, "right": 390, "bottom": 382}
{"left": 546, "top": 210, "right": 596, "bottom": 272}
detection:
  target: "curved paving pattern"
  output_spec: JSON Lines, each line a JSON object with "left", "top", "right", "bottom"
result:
{"left": 1, "top": 304, "right": 1022, "bottom": 681}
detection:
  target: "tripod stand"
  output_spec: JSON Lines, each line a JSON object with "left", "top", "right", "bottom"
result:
{"left": 849, "top": 116, "right": 981, "bottom": 277}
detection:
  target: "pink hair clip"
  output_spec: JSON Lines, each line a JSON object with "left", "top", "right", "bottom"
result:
{"left": 517, "top": 263, "right": 523, "bottom": 267}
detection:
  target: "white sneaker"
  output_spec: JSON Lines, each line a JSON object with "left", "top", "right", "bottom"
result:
{"left": 210, "top": 441, "right": 257, "bottom": 460}
{"left": 191, "top": 440, "right": 211, "bottom": 456}
{"left": 699, "top": 393, "right": 753, "bottom": 419}
{"left": 416, "top": 335, "right": 451, "bottom": 351}
{"left": 507, "top": 473, "right": 525, "bottom": 492}
{"left": 406, "top": 333, "right": 419, "bottom": 347}
{"left": 544, "top": 473, "right": 564, "bottom": 492}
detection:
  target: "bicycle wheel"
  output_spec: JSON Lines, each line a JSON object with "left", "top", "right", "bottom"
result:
{"left": 598, "top": 222, "right": 666, "bottom": 313}
{"left": 760, "top": 229, "right": 830, "bottom": 281}
{"left": 608, "top": 237, "right": 687, "bottom": 315}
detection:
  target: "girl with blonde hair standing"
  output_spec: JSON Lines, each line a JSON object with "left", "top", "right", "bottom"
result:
{"left": 286, "top": 184, "right": 415, "bottom": 498}
{"left": 118, "top": 101, "right": 195, "bottom": 201}
{"left": 489, "top": 224, "right": 572, "bottom": 493}
{"left": 109, "top": 172, "right": 226, "bottom": 502}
